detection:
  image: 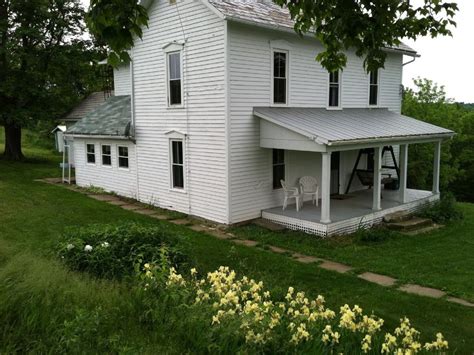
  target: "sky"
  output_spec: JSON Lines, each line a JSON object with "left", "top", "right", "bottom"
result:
{"left": 80, "top": 0, "right": 474, "bottom": 103}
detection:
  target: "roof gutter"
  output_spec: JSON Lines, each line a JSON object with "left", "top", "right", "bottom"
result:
{"left": 328, "top": 132, "right": 455, "bottom": 147}
{"left": 64, "top": 134, "right": 130, "bottom": 140}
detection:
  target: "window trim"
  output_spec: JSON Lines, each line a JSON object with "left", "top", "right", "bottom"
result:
{"left": 368, "top": 69, "right": 380, "bottom": 107}
{"left": 101, "top": 144, "right": 112, "bottom": 167}
{"left": 327, "top": 70, "right": 342, "bottom": 110}
{"left": 117, "top": 145, "right": 130, "bottom": 170}
{"left": 169, "top": 138, "right": 186, "bottom": 192}
{"left": 85, "top": 143, "right": 96, "bottom": 165}
{"left": 271, "top": 149, "right": 288, "bottom": 190}
{"left": 271, "top": 48, "right": 289, "bottom": 106}
{"left": 166, "top": 50, "right": 184, "bottom": 108}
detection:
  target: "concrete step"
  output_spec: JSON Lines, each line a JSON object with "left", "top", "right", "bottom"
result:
{"left": 386, "top": 217, "right": 433, "bottom": 232}
{"left": 403, "top": 224, "right": 443, "bottom": 236}
{"left": 383, "top": 210, "right": 412, "bottom": 223}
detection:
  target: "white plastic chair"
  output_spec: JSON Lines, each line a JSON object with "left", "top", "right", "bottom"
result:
{"left": 299, "top": 176, "right": 319, "bottom": 206}
{"left": 280, "top": 180, "right": 302, "bottom": 212}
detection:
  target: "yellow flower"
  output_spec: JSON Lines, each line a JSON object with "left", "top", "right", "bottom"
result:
{"left": 190, "top": 268, "right": 197, "bottom": 276}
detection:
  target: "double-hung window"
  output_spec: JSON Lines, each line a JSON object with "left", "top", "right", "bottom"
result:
{"left": 102, "top": 145, "right": 112, "bottom": 166}
{"left": 272, "top": 149, "right": 285, "bottom": 189}
{"left": 328, "top": 71, "right": 341, "bottom": 107}
{"left": 118, "top": 146, "right": 129, "bottom": 169}
{"left": 167, "top": 51, "right": 182, "bottom": 106}
{"left": 369, "top": 70, "right": 379, "bottom": 106}
{"left": 86, "top": 144, "right": 95, "bottom": 164}
{"left": 273, "top": 51, "right": 287, "bottom": 104}
{"left": 171, "top": 140, "right": 184, "bottom": 189}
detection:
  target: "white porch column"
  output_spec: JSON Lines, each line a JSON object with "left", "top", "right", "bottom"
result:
{"left": 433, "top": 140, "right": 441, "bottom": 194}
{"left": 320, "top": 152, "right": 332, "bottom": 223}
{"left": 372, "top": 146, "right": 382, "bottom": 211}
{"left": 399, "top": 144, "right": 408, "bottom": 203}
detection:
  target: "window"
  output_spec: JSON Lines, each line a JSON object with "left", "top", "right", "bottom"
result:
{"left": 273, "top": 51, "right": 287, "bottom": 104}
{"left": 171, "top": 140, "right": 184, "bottom": 189}
{"left": 369, "top": 70, "right": 379, "bottom": 106}
{"left": 118, "top": 146, "right": 129, "bottom": 169}
{"left": 86, "top": 144, "right": 95, "bottom": 164}
{"left": 101, "top": 145, "right": 112, "bottom": 166}
{"left": 167, "top": 51, "right": 182, "bottom": 106}
{"left": 328, "top": 71, "right": 340, "bottom": 107}
{"left": 272, "top": 149, "right": 285, "bottom": 189}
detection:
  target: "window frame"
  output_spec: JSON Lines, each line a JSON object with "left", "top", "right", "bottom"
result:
{"left": 117, "top": 145, "right": 129, "bottom": 170}
{"left": 368, "top": 69, "right": 380, "bottom": 107}
{"left": 271, "top": 49, "right": 289, "bottom": 106}
{"left": 86, "top": 143, "right": 96, "bottom": 165}
{"left": 166, "top": 50, "right": 183, "bottom": 108}
{"left": 327, "top": 70, "right": 342, "bottom": 109}
{"left": 169, "top": 139, "right": 186, "bottom": 191}
{"left": 101, "top": 144, "right": 112, "bottom": 167}
{"left": 272, "top": 149, "right": 286, "bottom": 190}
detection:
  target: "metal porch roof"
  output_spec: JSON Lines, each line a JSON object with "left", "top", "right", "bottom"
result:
{"left": 66, "top": 95, "right": 132, "bottom": 137}
{"left": 254, "top": 107, "right": 454, "bottom": 146}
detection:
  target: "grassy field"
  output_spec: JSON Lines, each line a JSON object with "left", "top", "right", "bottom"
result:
{"left": 232, "top": 207, "right": 474, "bottom": 303}
{"left": 0, "top": 142, "right": 473, "bottom": 352}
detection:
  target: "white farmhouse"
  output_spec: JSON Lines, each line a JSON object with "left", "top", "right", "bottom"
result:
{"left": 67, "top": 0, "right": 454, "bottom": 236}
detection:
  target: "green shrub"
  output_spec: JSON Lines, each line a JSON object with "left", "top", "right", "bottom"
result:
{"left": 58, "top": 223, "right": 189, "bottom": 279}
{"left": 418, "top": 192, "right": 464, "bottom": 224}
{"left": 353, "top": 225, "right": 398, "bottom": 243}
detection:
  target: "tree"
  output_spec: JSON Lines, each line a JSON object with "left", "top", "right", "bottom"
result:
{"left": 0, "top": 0, "right": 104, "bottom": 160}
{"left": 402, "top": 78, "right": 474, "bottom": 201}
{"left": 274, "top": 0, "right": 458, "bottom": 72}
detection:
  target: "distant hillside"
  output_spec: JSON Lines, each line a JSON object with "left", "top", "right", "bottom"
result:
{"left": 458, "top": 103, "right": 474, "bottom": 110}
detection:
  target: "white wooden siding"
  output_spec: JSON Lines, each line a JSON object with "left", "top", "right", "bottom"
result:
{"left": 114, "top": 64, "right": 132, "bottom": 96}
{"left": 73, "top": 138, "right": 137, "bottom": 198}
{"left": 132, "top": 0, "right": 228, "bottom": 222}
{"left": 228, "top": 22, "right": 404, "bottom": 223}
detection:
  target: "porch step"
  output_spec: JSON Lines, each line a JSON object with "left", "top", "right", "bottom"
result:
{"left": 386, "top": 217, "right": 433, "bottom": 232}
{"left": 403, "top": 224, "right": 443, "bottom": 236}
{"left": 383, "top": 210, "right": 412, "bottom": 223}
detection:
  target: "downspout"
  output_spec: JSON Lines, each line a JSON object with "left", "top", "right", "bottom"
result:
{"left": 130, "top": 50, "right": 141, "bottom": 202}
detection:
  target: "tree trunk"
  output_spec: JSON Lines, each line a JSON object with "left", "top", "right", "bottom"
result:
{"left": 3, "top": 124, "right": 24, "bottom": 160}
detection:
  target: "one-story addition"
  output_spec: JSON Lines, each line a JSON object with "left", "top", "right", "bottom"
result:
{"left": 66, "top": 0, "right": 454, "bottom": 237}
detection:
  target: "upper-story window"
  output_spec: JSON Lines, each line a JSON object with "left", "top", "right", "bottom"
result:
{"left": 369, "top": 70, "right": 379, "bottom": 106}
{"left": 328, "top": 71, "right": 341, "bottom": 107}
{"left": 273, "top": 50, "right": 288, "bottom": 104}
{"left": 167, "top": 51, "right": 182, "bottom": 106}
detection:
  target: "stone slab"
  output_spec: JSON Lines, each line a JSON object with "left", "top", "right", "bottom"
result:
{"left": 107, "top": 200, "right": 128, "bottom": 206}
{"left": 170, "top": 219, "right": 192, "bottom": 225}
{"left": 358, "top": 272, "right": 397, "bottom": 287}
{"left": 294, "top": 254, "right": 320, "bottom": 264}
{"left": 319, "top": 260, "right": 353, "bottom": 273}
{"left": 149, "top": 214, "right": 171, "bottom": 221}
{"left": 446, "top": 297, "right": 474, "bottom": 308}
{"left": 268, "top": 245, "right": 289, "bottom": 254}
{"left": 121, "top": 204, "right": 142, "bottom": 211}
{"left": 232, "top": 239, "right": 258, "bottom": 247}
{"left": 134, "top": 209, "right": 159, "bottom": 215}
{"left": 190, "top": 225, "right": 211, "bottom": 232}
{"left": 398, "top": 284, "right": 446, "bottom": 298}
{"left": 89, "top": 194, "right": 119, "bottom": 202}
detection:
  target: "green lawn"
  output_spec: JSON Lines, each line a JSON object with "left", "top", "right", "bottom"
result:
{"left": 232, "top": 207, "right": 474, "bottom": 302}
{"left": 0, "top": 144, "right": 473, "bottom": 353}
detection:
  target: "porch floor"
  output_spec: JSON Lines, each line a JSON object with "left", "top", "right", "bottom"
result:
{"left": 263, "top": 188, "right": 433, "bottom": 225}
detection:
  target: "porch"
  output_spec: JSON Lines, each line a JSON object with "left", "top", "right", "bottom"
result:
{"left": 262, "top": 188, "right": 438, "bottom": 237}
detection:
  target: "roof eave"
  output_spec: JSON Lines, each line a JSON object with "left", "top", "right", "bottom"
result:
{"left": 64, "top": 133, "right": 131, "bottom": 140}
{"left": 328, "top": 132, "right": 455, "bottom": 147}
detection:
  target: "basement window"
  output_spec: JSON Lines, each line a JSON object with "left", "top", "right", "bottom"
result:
{"left": 101, "top": 145, "right": 112, "bottom": 166}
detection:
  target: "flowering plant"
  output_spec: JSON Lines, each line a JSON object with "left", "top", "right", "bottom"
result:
{"left": 136, "top": 264, "right": 449, "bottom": 354}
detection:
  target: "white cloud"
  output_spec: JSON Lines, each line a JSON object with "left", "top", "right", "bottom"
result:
{"left": 402, "top": 0, "right": 474, "bottom": 103}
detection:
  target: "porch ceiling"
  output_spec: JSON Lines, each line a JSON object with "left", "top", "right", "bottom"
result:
{"left": 255, "top": 107, "right": 454, "bottom": 148}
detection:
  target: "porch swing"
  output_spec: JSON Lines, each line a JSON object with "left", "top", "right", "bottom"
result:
{"left": 344, "top": 146, "right": 400, "bottom": 195}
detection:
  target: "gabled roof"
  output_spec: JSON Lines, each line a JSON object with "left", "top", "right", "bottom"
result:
{"left": 66, "top": 95, "right": 132, "bottom": 137}
{"left": 254, "top": 107, "right": 454, "bottom": 146}
{"left": 64, "top": 91, "right": 113, "bottom": 121}
{"left": 208, "top": 0, "right": 418, "bottom": 57}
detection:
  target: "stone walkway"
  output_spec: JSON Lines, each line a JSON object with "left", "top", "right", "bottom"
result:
{"left": 38, "top": 179, "right": 474, "bottom": 309}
